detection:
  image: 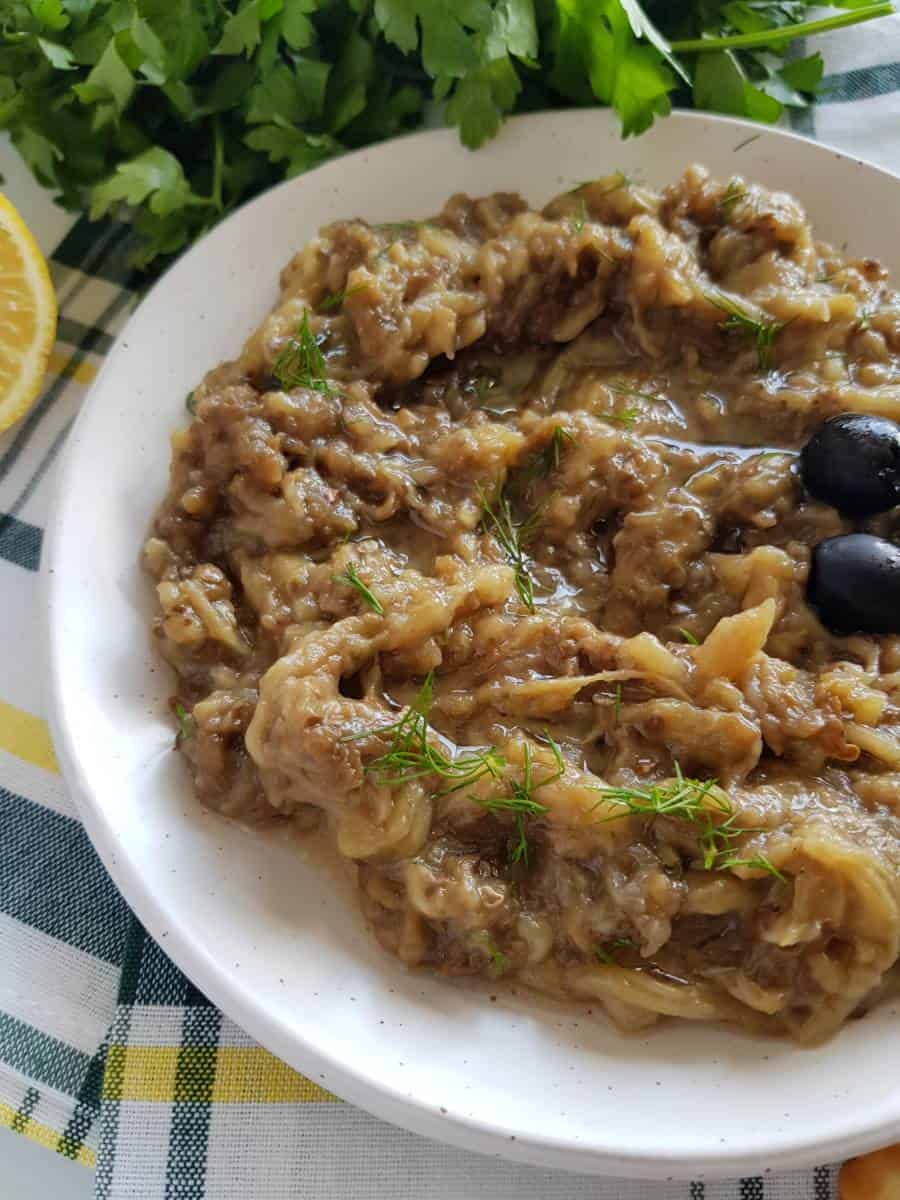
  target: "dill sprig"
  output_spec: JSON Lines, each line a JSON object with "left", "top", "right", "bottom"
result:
{"left": 185, "top": 390, "right": 197, "bottom": 415}
{"left": 593, "top": 765, "right": 783, "bottom": 880}
{"left": 345, "top": 673, "right": 504, "bottom": 792}
{"left": 333, "top": 562, "right": 383, "bottom": 615}
{"left": 475, "top": 736, "right": 565, "bottom": 866}
{"left": 719, "top": 180, "right": 748, "bottom": 216}
{"left": 319, "top": 283, "right": 364, "bottom": 312}
{"left": 477, "top": 481, "right": 540, "bottom": 613}
{"left": 174, "top": 701, "right": 195, "bottom": 742}
{"left": 543, "top": 425, "right": 572, "bottom": 473}
{"left": 678, "top": 627, "right": 699, "bottom": 645}
{"left": 479, "top": 931, "right": 509, "bottom": 974}
{"left": 569, "top": 197, "right": 587, "bottom": 235}
{"left": 272, "top": 310, "right": 334, "bottom": 393}
{"left": 608, "top": 381, "right": 659, "bottom": 404}
{"left": 599, "top": 407, "right": 638, "bottom": 429}
{"left": 595, "top": 937, "right": 635, "bottom": 965}
{"left": 707, "top": 292, "right": 784, "bottom": 372}
{"left": 857, "top": 306, "right": 874, "bottom": 332}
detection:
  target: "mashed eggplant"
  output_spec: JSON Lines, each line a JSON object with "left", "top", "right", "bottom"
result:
{"left": 144, "top": 166, "right": 900, "bottom": 1041}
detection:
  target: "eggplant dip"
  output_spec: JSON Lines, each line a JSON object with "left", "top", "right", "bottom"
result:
{"left": 144, "top": 166, "right": 900, "bottom": 1042}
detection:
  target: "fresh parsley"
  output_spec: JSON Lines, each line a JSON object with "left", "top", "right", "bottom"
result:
{"left": 0, "top": 2, "right": 889, "bottom": 269}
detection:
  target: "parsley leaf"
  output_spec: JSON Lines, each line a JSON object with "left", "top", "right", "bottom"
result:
{"left": 1, "top": 0, "right": 891, "bottom": 270}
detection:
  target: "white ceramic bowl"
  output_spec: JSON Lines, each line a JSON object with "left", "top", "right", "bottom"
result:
{"left": 47, "top": 109, "right": 900, "bottom": 1179}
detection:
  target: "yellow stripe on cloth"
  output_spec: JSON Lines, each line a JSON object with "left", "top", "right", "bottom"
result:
{"left": 0, "top": 1101, "right": 95, "bottom": 1167}
{"left": 46, "top": 348, "right": 97, "bottom": 386}
{"left": 103, "top": 1045, "right": 337, "bottom": 1103}
{"left": 212, "top": 1048, "right": 337, "bottom": 1103}
{"left": 0, "top": 702, "right": 59, "bottom": 773}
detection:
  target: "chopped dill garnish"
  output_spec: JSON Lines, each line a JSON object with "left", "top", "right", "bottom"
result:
{"left": 174, "top": 701, "right": 195, "bottom": 742}
{"left": 613, "top": 683, "right": 622, "bottom": 724}
{"left": 708, "top": 292, "right": 785, "bottom": 372}
{"left": 678, "top": 627, "right": 699, "bottom": 645}
{"left": 592, "top": 764, "right": 782, "bottom": 880}
{"left": 344, "top": 673, "right": 504, "bottom": 793}
{"left": 569, "top": 197, "right": 587, "bottom": 235}
{"left": 608, "top": 381, "right": 659, "bottom": 404}
{"left": 477, "top": 481, "right": 540, "bottom": 613}
{"left": 539, "top": 425, "right": 572, "bottom": 476}
{"left": 472, "top": 375, "right": 499, "bottom": 405}
{"left": 185, "top": 390, "right": 197, "bottom": 415}
{"left": 375, "top": 220, "right": 420, "bottom": 236}
{"left": 474, "top": 735, "right": 565, "bottom": 867}
{"left": 857, "top": 306, "right": 873, "bottom": 332}
{"left": 272, "top": 310, "right": 334, "bottom": 394}
{"left": 479, "top": 931, "right": 509, "bottom": 973}
{"left": 595, "top": 937, "right": 635, "bottom": 965}
{"left": 333, "top": 562, "right": 383, "bottom": 615}
{"left": 719, "top": 181, "right": 748, "bottom": 216}
{"left": 319, "top": 283, "right": 365, "bottom": 312}
{"left": 816, "top": 269, "right": 842, "bottom": 284}
{"left": 599, "top": 407, "right": 638, "bottom": 429}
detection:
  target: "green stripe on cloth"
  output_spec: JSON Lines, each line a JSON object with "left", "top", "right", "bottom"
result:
{"left": 0, "top": 1013, "right": 92, "bottom": 1099}
{"left": 165, "top": 1008, "right": 222, "bottom": 1199}
{"left": 56, "top": 1041, "right": 107, "bottom": 1161}
{"left": 51, "top": 217, "right": 141, "bottom": 289}
{"left": 56, "top": 315, "right": 116, "bottom": 358}
{"left": 0, "top": 787, "right": 128, "bottom": 963}
{"left": 11, "top": 1085, "right": 40, "bottom": 1134}
{"left": 821, "top": 61, "right": 900, "bottom": 103}
{"left": 0, "top": 512, "right": 42, "bottom": 571}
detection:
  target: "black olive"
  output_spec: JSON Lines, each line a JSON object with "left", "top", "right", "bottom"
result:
{"left": 800, "top": 413, "right": 900, "bottom": 516}
{"left": 808, "top": 533, "right": 900, "bottom": 634}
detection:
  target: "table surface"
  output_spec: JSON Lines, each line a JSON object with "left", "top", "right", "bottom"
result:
{"left": 0, "top": 134, "right": 87, "bottom": 1197}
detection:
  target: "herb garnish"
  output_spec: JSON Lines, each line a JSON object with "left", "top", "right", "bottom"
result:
{"left": 609, "top": 381, "right": 657, "bottom": 405}
{"left": 678, "top": 627, "right": 699, "bottom": 645}
{"left": 595, "top": 938, "right": 635, "bottom": 965}
{"left": 599, "top": 407, "right": 639, "bottom": 429}
{"left": 346, "top": 673, "right": 504, "bottom": 793}
{"left": 569, "top": 197, "right": 587, "bottom": 235}
{"left": 174, "top": 701, "right": 195, "bottom": 743}
{"left": 272, "top": 311, "right": 334, "bottom": 394}
{"left": 319, "top": 283, "right": 365, "bottom": 313}
{"left": 479, "top": 932, "right": 509, "bottom": 974}
{"left": 475, "top": 736, "right": 565, "bottom": 867}
{"left": 540, "top": 426, "right": 572, "bottom": 476}
{"left": 719, "top": 181, "right": 748, "bottom": 216}
{"left": 185, "top": 390, "right": 197, "bottom": 416}
{"left": 593, "top": 765, "right": 783, "bottom": 880}
{"left": 477, "top": 482, "right": 540, "bottom": 613}
{"left": 333, "top": 562, "right": 384, "bottom": 615}
{"left": 708, "top": 292, "right": 784, "bottom": 372}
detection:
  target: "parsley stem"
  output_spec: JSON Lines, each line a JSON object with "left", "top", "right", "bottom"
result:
{"left": 670, "top": 4, "right": 892, "bottom": 53}
{"left": 210, "top": 116, "right": 224, "bottom": 212}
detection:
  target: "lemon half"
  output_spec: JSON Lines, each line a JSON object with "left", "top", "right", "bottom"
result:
{"left": 0, "top": 194, "right": 57, "bottom": 433}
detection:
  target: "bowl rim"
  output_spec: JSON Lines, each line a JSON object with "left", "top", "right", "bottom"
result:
{"left": 45, "top": 106, "right": 900, "bottom": 1180}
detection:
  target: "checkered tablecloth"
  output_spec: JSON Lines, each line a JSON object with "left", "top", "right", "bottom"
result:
{"left": 1, "top": 20, "right": 899, "bottom": 1198}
